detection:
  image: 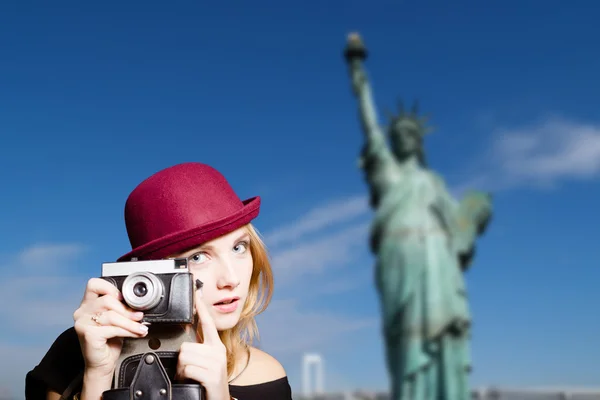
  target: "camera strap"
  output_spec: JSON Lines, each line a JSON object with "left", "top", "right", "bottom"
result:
{"left": 128, "top": 352, "right": 171, "bottom": 400}
{"left": 102, "top": 351, "right": 205, "bottom": 400}
{"left": 58, "top": 372, "right": 83, "bottom": 400}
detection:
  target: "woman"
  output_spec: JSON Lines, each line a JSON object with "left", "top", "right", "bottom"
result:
{"left": 25, "top": 162, "right": 292, "bottom": 400}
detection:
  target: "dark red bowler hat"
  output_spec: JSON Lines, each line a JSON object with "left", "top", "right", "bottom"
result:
{"left": 117, "top": 162, "right": 260, "bottom": 262}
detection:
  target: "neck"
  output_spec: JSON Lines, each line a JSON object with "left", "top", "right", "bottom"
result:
{"left": 396, "top": 152, "right": 422, "bottom": 168}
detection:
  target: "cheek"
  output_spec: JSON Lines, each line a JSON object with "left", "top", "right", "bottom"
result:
{"left": 239, "top": 259, "right": 254, "bottom": 289}
{"left": 190, "top": 269, "right": 215, "bottom": 292}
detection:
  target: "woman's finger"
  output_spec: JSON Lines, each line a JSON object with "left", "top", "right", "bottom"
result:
{"left": 97, "top": 295, "right": 144, "bottom": 320}
{"left": 90, "top": 310, "right": 149, "bottom": 336}
{"left": 194, "top": 290, "right": 220, "bottom": 346}
{"left": 178, "top": 345, "right": 219, "bottom": 366}
{"left": 179, "top": 354, "right": 222, "bottom": 371}
{"left": 89, "top": 324, "right": 148, "bottom": 340}
{"left": 82, "top": 278, "right": 122, "bottom": 302}
{"left": 75, "top": 294, "right": 143, "bottom": 323}
{"left": 74, "top": 280, "right": 126, "bottom": 321}
{"left": 180, "top": 364, "right": 211, "bottom": 384}
{"left": 74, "top": 318, "right": 146, "bottom": 342}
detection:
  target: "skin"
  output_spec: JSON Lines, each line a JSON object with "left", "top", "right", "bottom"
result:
{"left": 47, "top": 227, "right": 286, "bottom": 400}
{"left": 176, "top": 227, "right": 253, "bottom": 332}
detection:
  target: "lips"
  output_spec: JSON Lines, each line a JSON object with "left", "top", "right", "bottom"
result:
{"left": 213, "top": 297, "right": 240, "bottom": 313}
{"left": 214, "top": 296, "right": 239, "bottom": 306}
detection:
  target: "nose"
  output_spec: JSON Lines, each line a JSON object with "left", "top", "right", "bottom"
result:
{"left": 216, "top": 256, "right": 241, "bottom": 289}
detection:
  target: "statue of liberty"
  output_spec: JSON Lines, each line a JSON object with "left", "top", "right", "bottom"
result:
{"left": 343, "top": 33, "right": 492, "bottom": 400}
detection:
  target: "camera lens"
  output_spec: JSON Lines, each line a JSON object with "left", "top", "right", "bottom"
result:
{"left": 122, "top": 272, "right": 164, "bottom": 311}
{"left": 133, "top": 282, "right": 148, "bottom": 297}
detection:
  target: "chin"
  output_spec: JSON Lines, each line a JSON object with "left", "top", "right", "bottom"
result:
{"left": 213, "top": 312, "right": 242, "bottom": 331}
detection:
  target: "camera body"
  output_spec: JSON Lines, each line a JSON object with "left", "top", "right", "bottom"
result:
{"left": 101, "top": 258, "right": 194, "bottom": 324}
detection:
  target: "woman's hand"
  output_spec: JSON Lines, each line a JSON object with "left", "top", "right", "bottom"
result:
{"left": 176, "top": 289, "right": 230, "bottom": 400}
{"left": 73, "top": 278, "right": 149, "bottom": 378}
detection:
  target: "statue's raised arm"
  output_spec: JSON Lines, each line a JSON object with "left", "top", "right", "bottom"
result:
{"left": 344, "top": 33, "right": 397, "bottom": 209}
{"left": 344, "top": 33, "right": 390, "bottom": 154}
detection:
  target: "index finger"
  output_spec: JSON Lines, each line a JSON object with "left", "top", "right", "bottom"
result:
{"left": 194, "top": 288, "right": 220, "bottom": 345}
{"left": 83, "top": 278, "right": 122, "bottom": 302}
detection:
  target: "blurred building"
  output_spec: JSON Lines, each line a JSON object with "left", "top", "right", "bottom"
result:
{"left": 295, "top": 353, "right": 600, "bottom": 400}
{"left": 294, "top": 388, "right": 600, "bottom": 400}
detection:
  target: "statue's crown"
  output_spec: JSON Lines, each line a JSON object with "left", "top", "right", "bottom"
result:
{"left": 386, "top": 100, "right": 432, "bottom": 138}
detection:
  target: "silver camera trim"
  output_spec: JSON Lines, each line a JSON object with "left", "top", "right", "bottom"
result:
{"left": 121, "top": 271, "right": 165, "bottom": 311}
{"left": 101, "top": 258, "right": 188, "bottom": 277}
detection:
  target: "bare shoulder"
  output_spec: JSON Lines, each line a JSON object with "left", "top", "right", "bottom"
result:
{"left": 46, "top": 389, "right": 61, "bottom": 400}
{"left": 232, "top": 347, "right": 287, "bottom": 385}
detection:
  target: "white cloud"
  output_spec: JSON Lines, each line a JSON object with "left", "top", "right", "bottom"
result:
{"left": 248, "top": 197, "right": 378, "bottom": 378}
{"left": 6, "top": 243, "right": 87, "bottom": 275}
{"left": 312, "top": 271, "right": 369, "bottom": 296}
{"left": 0, "top": 244, "right": 86, "bottom": 333}
{"left": 256, "top": 299, "right": 376, "bottom": 354}
{"left": 17, "top": 243, "right": 85, "bottom": 264}
{"left": 0, "top": 243, "right": 88, "bottom": 332}
{"left": 0, "top": 276, "right": 84, "bottom": 330}
{"left": 264, "top": 194, "right": 369, "bottom": 247}
{"left": 0, "top": 243, "right": 87, "bottom": 398}
{"left": 269, "top": 221, "right": 370, "bottom": 284}
{"left": 464, "top": 116, "right": 600, "bottom": 191}
{"left": 495, "top": 117, "right": 600, "bottom": 181}
{"left": 251, "top": 197, "right": 375, "bottom": 356}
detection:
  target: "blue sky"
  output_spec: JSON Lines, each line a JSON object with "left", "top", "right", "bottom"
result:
{"left": 1, "top": 0, "right": 599, "bottom": 397}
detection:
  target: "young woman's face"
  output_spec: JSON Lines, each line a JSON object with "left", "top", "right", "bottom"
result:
{"left": 173, "top": 227, "right": 254, "bottom": 331}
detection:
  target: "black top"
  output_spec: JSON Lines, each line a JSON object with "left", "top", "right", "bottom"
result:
{"left": 25, "top": 327, "right": 292, "bottom": 400}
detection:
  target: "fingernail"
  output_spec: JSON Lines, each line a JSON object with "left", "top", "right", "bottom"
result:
{"left": 139, "top": 324, "right": 148, "bottom": 333}
{"left": 133, "top": 312, "right": 144, "bottom": 319}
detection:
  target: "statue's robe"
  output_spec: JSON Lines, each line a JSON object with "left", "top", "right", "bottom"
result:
{"left": 360, "top": 137, "right": 474, "bottom": 400}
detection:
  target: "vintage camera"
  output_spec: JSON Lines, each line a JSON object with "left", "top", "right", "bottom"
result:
{"left": 100, "top": 258, "right": 204, "bottom": 400}
{"left": 101, "top": 258, "right": 195, "bottom": 324}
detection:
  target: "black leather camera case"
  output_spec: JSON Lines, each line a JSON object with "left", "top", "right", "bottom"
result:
{"left": 103, "top": 272, "right": 194, "bottom": 324}
{"left": 102, "top": 351, "right": 205, "bottom": 400}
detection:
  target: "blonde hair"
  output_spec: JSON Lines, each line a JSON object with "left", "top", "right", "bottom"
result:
{"left": 195, "top": 223, "right": 274, "bottom": 377}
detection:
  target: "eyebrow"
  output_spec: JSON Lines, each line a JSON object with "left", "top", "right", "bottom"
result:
{"left": 185, "top": 232, "right": 251, "bottom": 255}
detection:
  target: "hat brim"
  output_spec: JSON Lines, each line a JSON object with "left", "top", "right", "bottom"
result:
{"left": 116, "top": 196, "right": 261, "bottom": 262}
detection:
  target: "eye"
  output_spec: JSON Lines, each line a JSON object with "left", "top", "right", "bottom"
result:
{"left": 189, "top": 252, "right": 208, "bottom": 264}
{"left": 233, "top": 241, "right": 249, "bottom": 254}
